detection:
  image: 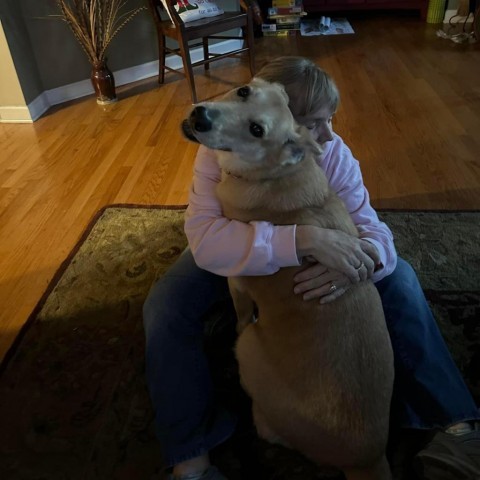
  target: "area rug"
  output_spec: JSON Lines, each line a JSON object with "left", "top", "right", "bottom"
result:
{"left": 0, "top": 206, "right": 479, "bottom": 480}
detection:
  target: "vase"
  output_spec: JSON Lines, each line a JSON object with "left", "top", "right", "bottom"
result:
{"left": 91, "top": 61, "right": 117, "bottom": 105}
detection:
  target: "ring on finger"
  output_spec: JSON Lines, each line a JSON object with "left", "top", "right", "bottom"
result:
{"left": 329, "top": 282, "right": 337, "bottom": 293}
{"left": 355, "top": 261, "right": 365, "bottom": 271}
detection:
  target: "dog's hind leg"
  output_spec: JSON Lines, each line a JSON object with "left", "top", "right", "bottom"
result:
{"left": 343, "top": 455, "right": 392, "bottom": 480}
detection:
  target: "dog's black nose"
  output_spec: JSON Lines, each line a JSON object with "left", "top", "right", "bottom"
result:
{"left": 190, "top": 106, "right": 213, "bottom": 132}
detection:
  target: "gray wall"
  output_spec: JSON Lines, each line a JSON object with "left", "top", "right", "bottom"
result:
{"left": 4, "top": 0, "right": 157, "bottom": 104}
{"left": 0, "top": 0, "right": 44, "bottom": 104}
{"left": 0, "top": 0, "right": 239, "bottom": 105}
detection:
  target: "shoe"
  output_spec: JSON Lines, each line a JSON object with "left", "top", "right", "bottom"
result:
{"left": 167, "top": 466, "right": 228, "bottom": 480}
{"left": 414, "top": 425, "right": 480, "bottom": 479}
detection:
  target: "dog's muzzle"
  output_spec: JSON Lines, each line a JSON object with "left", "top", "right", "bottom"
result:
{"left": 182, "top": 106, "right": 231, "bottom": 151}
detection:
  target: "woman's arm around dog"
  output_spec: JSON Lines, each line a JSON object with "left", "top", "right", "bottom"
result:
{"left": 185, "top": 138, "right": 396, "bottom": 283}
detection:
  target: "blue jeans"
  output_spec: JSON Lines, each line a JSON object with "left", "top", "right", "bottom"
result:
{"left": 143, "top": 249, "right": 479, "bottom": 467}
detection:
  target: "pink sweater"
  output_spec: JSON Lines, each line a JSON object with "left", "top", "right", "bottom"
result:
{"left": 185, "top": 133, "right": 397, "bottom": 282}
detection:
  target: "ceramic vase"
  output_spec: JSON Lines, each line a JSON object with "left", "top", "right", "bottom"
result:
{"left": 91, "top": 60, "right": 117, "bottom": 105}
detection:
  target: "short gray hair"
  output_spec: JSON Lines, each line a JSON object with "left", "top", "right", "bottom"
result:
{"left": 255, "top": 56, "right": 339, "bottom": 116}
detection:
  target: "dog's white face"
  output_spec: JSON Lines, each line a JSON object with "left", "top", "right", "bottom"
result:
{"left": 182, "top": 78, "right": 321, "bottom": 176}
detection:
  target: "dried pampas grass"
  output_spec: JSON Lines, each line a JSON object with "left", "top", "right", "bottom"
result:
{"left": 55, "top": 0, "right": 146, "bottom": 65}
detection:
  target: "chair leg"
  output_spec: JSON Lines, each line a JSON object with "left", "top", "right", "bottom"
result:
{"left": 178, "top": 39, "right": 198, "bottom": 104}
{"left": 158, "top": 33, "right": 166, "bottom": 84}
{"left": 203, "top": 37, "right": 210, "bottom": 71}
{"left": 245, "top": 14, "right": 255, "bottom": 77}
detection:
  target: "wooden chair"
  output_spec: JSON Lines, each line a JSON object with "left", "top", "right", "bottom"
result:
{"left": 147, "top": 0, "right": 256, "bottom": 104}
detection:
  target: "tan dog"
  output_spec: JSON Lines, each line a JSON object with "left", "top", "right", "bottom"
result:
{"left": 182, "top": 79, "right": 394, "bottom": 480}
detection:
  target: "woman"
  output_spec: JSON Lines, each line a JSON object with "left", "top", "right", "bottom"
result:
{"left": 143, "top": 56, "right": 480, "bottom": 480}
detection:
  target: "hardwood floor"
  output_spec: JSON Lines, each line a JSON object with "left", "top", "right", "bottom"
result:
{"left": 0, "top": 14, "right": 479, "bottom": 361}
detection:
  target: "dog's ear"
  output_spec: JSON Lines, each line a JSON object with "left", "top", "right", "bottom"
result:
{"left": 298, "top": 125, "right": 323, "bottom": 156}
{"left": 279, "top": 139, "right": 307, "bottom": 166}
{"left": 279, "top": 126, "right": 323, "bottom": 166}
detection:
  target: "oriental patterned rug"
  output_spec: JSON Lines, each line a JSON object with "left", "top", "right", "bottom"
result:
{"left": 0, "top": 206, "right": 479, "bottom": 480}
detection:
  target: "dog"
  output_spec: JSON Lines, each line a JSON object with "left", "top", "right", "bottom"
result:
{"left": 182, "top": 78, "right": 394, "bottom": 480}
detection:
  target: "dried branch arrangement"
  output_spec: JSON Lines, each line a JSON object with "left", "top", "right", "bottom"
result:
{"left": 55, "top": 0, "right": 146, "bottom": 65}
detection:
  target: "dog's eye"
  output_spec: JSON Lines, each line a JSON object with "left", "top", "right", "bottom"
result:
{"left": 237, "top": 86, "right": 250, "bottom": 98}
{"left": 249, "top": 122, "right": 264, "bottom": 138}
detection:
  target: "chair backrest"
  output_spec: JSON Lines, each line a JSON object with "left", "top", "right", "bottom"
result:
{"left": 149, "top": 0, "right": 250, "bottom": 29}
{"left": 147, "top": 0, "right": 255, "bottom": 103}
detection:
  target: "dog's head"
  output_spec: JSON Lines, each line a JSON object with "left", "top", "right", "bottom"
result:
{"left": 182, "top": 79, "right": 321, "bottom": 177}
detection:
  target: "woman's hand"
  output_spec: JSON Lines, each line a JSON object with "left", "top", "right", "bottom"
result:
{"left": 294, "top": 262, "right": 351, "bottom": 304}
{"left": 293, "top": 262, "right": 353, "bottom": 304}
{"left": 295, "top": 226, "right": 381, "bottom": 284}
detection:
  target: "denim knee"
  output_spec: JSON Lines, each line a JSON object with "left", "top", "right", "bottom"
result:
{"left": 143, "top": 275, "right": 203, "bottom": 341}
{"left": 378, "top": 257, "right": 422, "bottom": 300}
{"left": 375, "top": 257, "right": 436, "bottom": 366}
{"left": 143, "top": 260, "right": 232, "bottom": 349}
{"left": 143, "top": 277, "right": 171, "bottom": 339}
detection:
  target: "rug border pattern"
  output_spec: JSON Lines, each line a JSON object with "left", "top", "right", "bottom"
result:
{"left": 0, "top": 204, "right": 187, "bottom": 374}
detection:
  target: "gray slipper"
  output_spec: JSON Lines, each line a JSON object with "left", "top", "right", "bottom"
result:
{"left": 167, "top": 466, "right": 228, "bottom": 480}
{"left": 414, "top": 425, "right": 480, "bottom": 480}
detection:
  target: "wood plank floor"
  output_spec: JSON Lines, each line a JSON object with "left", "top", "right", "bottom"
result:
{"left": 0, "top": 14, "right": 479, "bottom": 361}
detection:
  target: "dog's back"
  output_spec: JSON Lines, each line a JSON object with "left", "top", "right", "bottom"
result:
{"left": 218, "top": 154, "right": 394, "bottom": 473}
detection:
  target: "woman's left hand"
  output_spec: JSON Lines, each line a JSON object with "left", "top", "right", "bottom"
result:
{"left": 293, "top": 261, "right": 352, "bottom": 304}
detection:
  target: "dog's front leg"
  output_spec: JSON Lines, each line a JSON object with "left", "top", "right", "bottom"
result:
{"left": 228, "top": 277, "right": 256, "bottom": 335}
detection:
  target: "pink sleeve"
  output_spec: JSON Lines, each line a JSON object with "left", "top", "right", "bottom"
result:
{"left": 323, "top": 137, "right": 398, "bottom": 282}
{"left": 184, "top": 145, "right": 300, "bottom": 276}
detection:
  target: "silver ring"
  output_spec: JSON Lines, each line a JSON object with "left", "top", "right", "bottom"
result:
{"left": 329, "top": 283, "right": 337, "bottom": 293}
{"left": 355, "top": 261, "right": 365, "bottom": 270}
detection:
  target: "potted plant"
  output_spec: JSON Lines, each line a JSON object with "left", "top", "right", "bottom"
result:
{"left": 55, "top": 0, "right": 146, "bottom": 104}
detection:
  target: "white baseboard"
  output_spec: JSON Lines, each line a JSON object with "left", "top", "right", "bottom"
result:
{"left": 444, "top": 9, "right": 474, "bottom": 23}
{"left": 23, "top": 38, "right": 242, "bottom": 123}
{"left": 0, "top": 106, "right": 33, "bottom": 123}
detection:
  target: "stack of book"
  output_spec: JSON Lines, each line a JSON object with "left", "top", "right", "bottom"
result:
{"left": 262, "top": 0, "right": 306, "bottom": 37}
